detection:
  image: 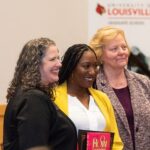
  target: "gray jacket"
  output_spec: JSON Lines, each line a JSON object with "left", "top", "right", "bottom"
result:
{"left": 96, "top": 68, "right": 150, "bottom": 150}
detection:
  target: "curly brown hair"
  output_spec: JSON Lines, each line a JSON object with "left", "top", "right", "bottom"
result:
{"left": 6, "top": 37, "right": 56, "bottom": 101}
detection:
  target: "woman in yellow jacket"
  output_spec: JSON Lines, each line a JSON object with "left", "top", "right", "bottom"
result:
{"left": 54, "top": 44, "right": 123, "bottom": 149}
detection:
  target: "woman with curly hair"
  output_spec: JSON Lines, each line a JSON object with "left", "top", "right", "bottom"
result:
{"left": 3, "top": 38, "right": 77, "bottom": 150}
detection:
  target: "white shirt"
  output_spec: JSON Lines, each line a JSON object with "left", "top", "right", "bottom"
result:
{"left": 68, "top": 95, "right": 106, "bottom": 134}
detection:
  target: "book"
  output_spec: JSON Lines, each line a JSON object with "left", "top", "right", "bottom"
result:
{"left": 78, "top": 130, "right": 114, "bottom": 150}
{"left": 87, "top": 132, "right": 111, "bottom": 150}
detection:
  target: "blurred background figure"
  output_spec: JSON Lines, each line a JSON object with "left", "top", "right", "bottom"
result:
{"left": 54, "top": 44, "right": 123, "bottom": 149}
{"left": 90, "top": 26, "right": 150, "bottom": 150}
{"left": 128, "top": 46, "right": 150, "bottom": 77}
{"left": 3, "top": 38, "right": 77, "bottom": 150}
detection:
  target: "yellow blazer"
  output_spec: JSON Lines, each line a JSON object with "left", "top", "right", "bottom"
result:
{"left": 54, "top": 82, "right": 123, "bottom": 150}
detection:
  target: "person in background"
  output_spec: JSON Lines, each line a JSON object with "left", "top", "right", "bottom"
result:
{"left": 89, "top": 26, "right": 150, "bottom": 150}
{"left": 54, "top": 44, "right": 123, "bottom": 149}
{"left": 3, "top": 38, "right": 77, "bottom": 150}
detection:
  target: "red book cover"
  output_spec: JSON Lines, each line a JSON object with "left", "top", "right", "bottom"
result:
{"left": 87, "top": 132, "right": 111, "bottom": 150}
{"left": 78, "top": 130, "right": 114, "bottom": 150}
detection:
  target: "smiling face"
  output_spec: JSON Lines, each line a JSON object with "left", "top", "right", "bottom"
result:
{"left": 40, "top": 45, "right": 62, "bottom": 85}
{"left": 101, "top": 34, "right": 129, "bottom": 70}
{"left": 71, "top": 50, "right": 98, "bottom": 88}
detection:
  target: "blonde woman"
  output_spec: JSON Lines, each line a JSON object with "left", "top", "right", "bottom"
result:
{"left": 90, "top": 26, "right": 150, "bottom": 150}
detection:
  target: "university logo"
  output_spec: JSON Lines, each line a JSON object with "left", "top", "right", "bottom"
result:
{"left": 96, "top": 3, "right": 106, "bottom": 15}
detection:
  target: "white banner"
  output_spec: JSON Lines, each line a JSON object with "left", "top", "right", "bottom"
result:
{"left": 88, "top": 0, "right": 150, "bottom": 57}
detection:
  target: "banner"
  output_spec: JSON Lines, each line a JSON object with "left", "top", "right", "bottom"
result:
{"left": 88, "top": 0, "right": 150, "bottom": 58}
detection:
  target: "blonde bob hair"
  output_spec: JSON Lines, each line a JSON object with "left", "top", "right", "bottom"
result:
{"left": 89, "top": 26, "right": 130, "bottom": 60}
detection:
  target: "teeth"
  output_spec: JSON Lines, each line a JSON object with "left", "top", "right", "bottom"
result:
{"left": 85, "top": 78, "right": 93, "bottom": 81}
{"left": 51, "top": 69, "right": 59, "bottom": 73}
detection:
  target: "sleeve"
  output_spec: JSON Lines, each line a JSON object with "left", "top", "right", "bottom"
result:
{"left": 135, "top": 73, "right": 150, "bottom": 102}
{"left": 104, "top": 95, "right": 124, "bottom": 150}
{"left": 143, "top": 76, "right": 150, "bottom": 102}
{"left": 16, "top": 91, "right": 54, "bottom": 150}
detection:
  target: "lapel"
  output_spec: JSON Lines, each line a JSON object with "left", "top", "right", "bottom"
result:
{"left": 96, "top": 68, "right": 131, "bottom": 134}
{"left": 125, "top": 70, "right": 140, "bottom": 130}
{"left": 54, "top": 82, "right": 68, "bottom": 115}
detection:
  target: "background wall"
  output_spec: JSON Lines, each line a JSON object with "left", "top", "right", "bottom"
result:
{"left": 0, "top": 0, "right": 88, "bottom": 103}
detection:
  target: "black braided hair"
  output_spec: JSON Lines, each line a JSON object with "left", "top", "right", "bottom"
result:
{"left": 59, "top": 44, "right": 97, "bottom": 84}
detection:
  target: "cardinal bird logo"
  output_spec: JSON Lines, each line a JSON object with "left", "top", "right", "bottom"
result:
{"left": 96, "top": 3, "right": 106, "bottom": 15}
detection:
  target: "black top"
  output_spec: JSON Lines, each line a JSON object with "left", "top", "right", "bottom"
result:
{"left": 3, "top": 89, "right": 77, "bottom": 150}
